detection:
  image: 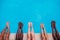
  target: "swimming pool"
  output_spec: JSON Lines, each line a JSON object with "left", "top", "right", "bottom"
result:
{"left": 0, "top": 0, "right": 60, "bottom": 33}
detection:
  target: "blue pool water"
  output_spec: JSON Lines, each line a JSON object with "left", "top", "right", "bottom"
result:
{"left": 0, "top": 0, "right": 60, "bottom": 33}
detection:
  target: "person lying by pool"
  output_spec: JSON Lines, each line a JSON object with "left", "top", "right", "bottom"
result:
{"left": 51, "top": 21, "right": 60, "bottom": 40}
{"left": 15, "top": 22, "right": 23, "bottom": 40}
{"left": 27, "top": 22, "right": 35, "bottom": 40}
{"left": 40, "top": 24, "right": 48, "bottom": 40}
{"left": 1, "top": 22, "right": 10, "bottom": 40}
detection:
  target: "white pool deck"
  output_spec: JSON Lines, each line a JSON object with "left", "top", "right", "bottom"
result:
{"left": 9, "top": 33, "right": 53, "bottom": 40}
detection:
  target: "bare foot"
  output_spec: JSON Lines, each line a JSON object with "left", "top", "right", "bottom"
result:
{"left": 28, "top": 22, "right": 32, "bottom": 28}
{"left": 40, "top": 24, "right": 44, "bottom": 29}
